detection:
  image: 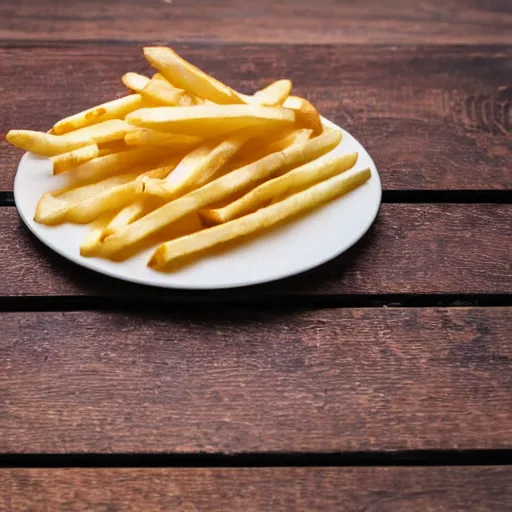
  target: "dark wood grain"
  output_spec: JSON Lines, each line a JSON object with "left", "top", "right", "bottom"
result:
{"left": 1, "top": 308, "right": 510, "bottom": 453}
{"left": 1, "top": 45, "right": 510, "bottom": 191}
{"left": 1, "top": 0, "right": 511, "bottom": 44}
{"left": 1, "top": 467, "right": 511, "bottom": 511}
{"left": 0, "top": 205, "right": 510, "bottom": 299}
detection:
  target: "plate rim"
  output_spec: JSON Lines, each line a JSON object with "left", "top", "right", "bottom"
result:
{"left": 14, "top": 117, "right": 382, "bottom": 290}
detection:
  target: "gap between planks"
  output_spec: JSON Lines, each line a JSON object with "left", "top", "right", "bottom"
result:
{"left": 0, "top": 294, "right": 511, "bottom": 312}
{"left": 1, "top": 190, "right": 511, "bottom": 208}
{"left": 2, "top": 450, "right": 512, "bottom": 468}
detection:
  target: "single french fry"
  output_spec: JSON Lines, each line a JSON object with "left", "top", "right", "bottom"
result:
{"left": 85, "top": 211, "right": 204, "bottom": 259}
{"left": 150, "top": 167, "right": 371, "bottom": 270}
{"left": 70, "top": 164, "right": 176, "bottom": 224}
{"left": 96, "top": 128, "right": 341, "bottom": 257}
{"left": 6, "top": 130, "right": 90, "bottom": 156}
{"left": 262, "top": 128, "right": 312, "bottom": 155}
{"left": 101, "top": 199, "right": 147, "bottom": 239}
{"left": 143, "top": 129, "right": 253, "bottom": 200}
{"left": 140, "top": 73, "right": 194, "bottom": 106}
{"left": 143, "top": 46, "right": 245, "bottom": 105}
{"left": 6, "top": 120, "right": 137, "bottom": 157}
{"left": 65, "top": 179, "right": 142, "bottom": 224}
{"left": 52, "top": 95, "right": 142, "bottom": 135}
{"left": 83, "top": 198, "right": 167, "bottom": 256}
{"left": 224, "top": 128, "right": 312, "bottom": 174}
{"left": 122, "top": 72, "right": 151, "bottom": 92}
{"left": 254, "top": 79, "right": 292, "bottom": 106}
{"left": 80, "top": 211, "right": 118, "bottom": 256}
{"left": 126, "top": 104, "right": 295, "bottom": 137}
{"left": 35, "top": 172, "right": 140, "bottom": 225}
{"left": 242, "top": 79, "right": 293, "bottom": 107}
{"left": 50, "top": 144, "right": 100, "bottom": 174}
{"left": 60, "top": 146, "right": 175, "bottom": 184}
{"left": 124, "top": 129, "right": 202, "bottom": 148}
{"left": 97, "top": 139, "right": 130, "bottom": 155}
{"left": 284, "top": 96, "right": 323, "bottom": 136}
{"left": 36, "top": 163, "right": 176, "bottom": 225}
{"left": 201, "top": 152, "right": 358, "bottom": 224}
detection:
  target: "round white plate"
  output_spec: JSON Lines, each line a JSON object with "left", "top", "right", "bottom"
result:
{"left": 14, "top": 118, "right": 381, "bottom": 290}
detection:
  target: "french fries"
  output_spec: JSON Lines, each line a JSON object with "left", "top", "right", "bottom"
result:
{"left": 140, "top": 73, "right": 194, "bottom": 106}
{"left": 122, "top": 72, "right": 150, "bottom": 92}
{"left": 7, "top": 44, "right": 374, "bottom": 273}
{"left": 35, "top": 173, "right": 140, "bottom": 225}
{"left": 101, "top": 199, "right": 148, "bottom": 239}
{"left": 58, "top": 146, "right": 175, "bottom": 185}
{"left": 80, "top": 212, "right": 118, "bottom": 257}
{"left": 124, "top": 129, "right": 202, "bottom": 148}
{"left": 7, "top": 120, "right": 136, "bottom": 156}
{"left": 201, "top": 151, "right": 358, "bottom": 224}
{"left": 126, "top": 104, "right": 295, "bottom": 137}
{"left": 143, "top": 129, "right": 254, "bottom": 200}
{"left": 36, "top": 163, "right": 176, "bottom": 225}
{"left": 143, "top": 46, "right": 245, "bottom": 105}
{"left": 98, "top": 139, "right": 131, "bottom": 154}
{"left": 50, "top": 144, "right": 100, "bottom": 174}
{"left": 149, "top": 167, "right": 371, "bottom": 270}
{"left": 51, "top": 95, "right": 142, "bottom": 135}
{"left": 216, "top": 128, "right": 312, "bottom": 179}
{"left": 243, "top": 79, "right": 293, "bottom": 107}
{"left": 256, "top": 128, "right": 312, "bottom": 157}
{"left": 96, "top": 128, "right": 341, "bottom": 257}
{"left": 284, "top": 96, "right": 323, "bottom": 136}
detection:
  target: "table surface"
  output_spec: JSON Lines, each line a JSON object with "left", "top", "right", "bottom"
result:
{"left": 1, "top": 1, "right": 511, "bottom": 510}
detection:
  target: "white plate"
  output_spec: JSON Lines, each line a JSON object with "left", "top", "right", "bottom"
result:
{"left": 14, "top": 118, "right": 381, "bottom": 290}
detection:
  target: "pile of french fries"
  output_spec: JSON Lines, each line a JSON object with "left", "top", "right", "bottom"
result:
{"left": 7, "top": 46, "right": 371, "bottom": 271}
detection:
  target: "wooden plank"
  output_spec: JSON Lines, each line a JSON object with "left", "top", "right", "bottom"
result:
{"left": 0, "top": 205, "right": 510, "bottom": 298}
{"left": 1, "top": 0, "right": 511, "bottom": 44}
{"left": 1, "top": 308, "right": 510, "bottom": 453}
{"left": 1, "top": 467, "right": 511, "bottom": 511}
{"left": 1, "top": 45, "right": 510, "bottom": 191}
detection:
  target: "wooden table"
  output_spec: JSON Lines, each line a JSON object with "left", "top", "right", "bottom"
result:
{"left": 1, "top": 1, "right": 511, "bottom": 510}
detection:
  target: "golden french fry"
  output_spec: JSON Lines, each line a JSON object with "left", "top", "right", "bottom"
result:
{"left": 84, "top": 197, "right": 165, "bottom": 255}
{"left": 97, "top": 139, "right": 130, "bottom": 156}
{"left": 143, "top": 46, "right": 245, "bottom": 105}
{"left": 70, "top": 164, "right": 176, "bottom": 224}
{"left": 122, "top": 72, "right": 151, "bottom": 92}
{"left": 263, "top": 128, "right": 312, "bottom": 155}
{"left": 86, "top": 211, "right": 204, "bottom": 259}
{"left": 36, "top": 163, "right": 176, "bottom": 225}
{"left": 150, "top": 167, "right": 371, "bottom": 270}
{"left": 52, "top": 95, "right": 142, "bottom": 135}
{"left": 224, "top": 128, "right": 312, "bottom": 174}
{"left": 242, "top": 79, "right": 293, "bottom": 107}
{"left": 101, "top": 199, "right": 147, "bottom": 239}
{"left": 65, "top": 179, "right": 142, "bottom": 224}
{"left": 80, "top": 211, "right": 118, "bottom": 256}
{"left": 96, "top": 128, "right": 341, "bottom": 257}
{"left": 254, "top": 79, "right": 292, "bottom": 106}
{"left": 61, "top": 146, "right": 175, "bottom": 184}
{"left": 124, "top": 129, "right": 202, "bottom": 148}
{"left": 50, "top": 144, "right": 100, "bottom": 174}
{"left": 35, "top": 172, "right": 140, "bottom": 225}
{"left": 143, "top": 129, "right": 253, "bottom": 200}
{"left": 6, "top": 120, "right": 137, "bottom": 157}
{"left": 140, "top": 73, "right": 194, "bottom": 106}
{"left": 126, "top": 104, "right": 295, "bottom": 137}
{"left": 201, "top": 151, "right": 358, "bottom": 224}
{"left": 284, "top": 96, "right": 323, "bottom": 136}
{"left": 6, "top": 130, "right": 89, "bottom": 156}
